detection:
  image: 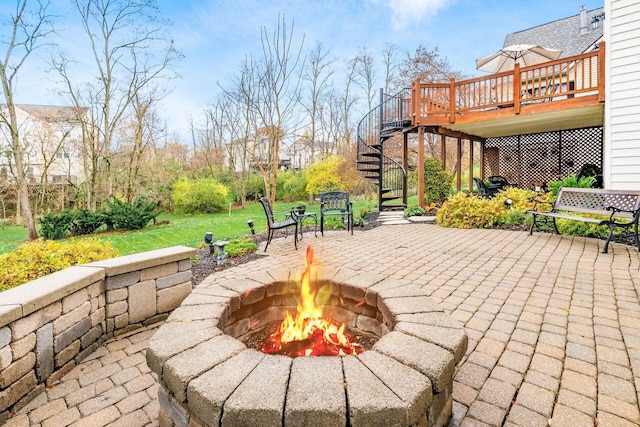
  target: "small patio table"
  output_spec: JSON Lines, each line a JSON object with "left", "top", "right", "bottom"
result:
{"left": 288, "top": 211, "right": 318, "bottom": 240}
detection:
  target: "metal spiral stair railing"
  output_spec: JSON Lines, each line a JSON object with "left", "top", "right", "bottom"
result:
{"left": 356, "top": 88, "right": 412, "bottom": 211}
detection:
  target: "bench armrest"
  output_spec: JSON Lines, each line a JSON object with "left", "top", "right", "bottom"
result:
{"left": 606, "top": 206, "right": 640, "bottom": 223}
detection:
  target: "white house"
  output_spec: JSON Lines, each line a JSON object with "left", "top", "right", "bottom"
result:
{"left": 0, "top": 104, "right": 86, "bottom": 185}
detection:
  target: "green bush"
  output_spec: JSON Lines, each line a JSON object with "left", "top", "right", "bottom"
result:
{"left": 404, "top": 205, "right": 426, "bottom": 218}
{"left": 280, "top": 171, "right": 308, "bottom": 202}
{"left": 225, "top": 238, "right": 258, "bottom": 257}
{"left": 70, "top": 208, "right": 105, "bottom": 235}
{"left": 0, "top": 239, "right": 118, "bottom": 291}
{"left": 353, "top": 207, "right": 372, "bottom": 227}
{"left": 546, "top": 173, "right": 596, "bottom": 197}
{"left": 39, "top": 210, "right": 75, "bottom": 240}
{"left": 420, "top": 157, "right": 453, "bottom": 206}
{"left": 245, "top": 174, "right": 265, "bottom": 201}
{"left": 104, "top": 196, "right": 161, "bottom": 230}
{"left": 172, "top": 177, "right": 229, "bottom": 214}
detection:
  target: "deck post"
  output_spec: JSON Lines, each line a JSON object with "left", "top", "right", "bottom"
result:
{"left": 418, "top": 127, "right": 425, "bottom": 207}
{"left": 449, "top": 78, "right": 456, "bottom": 123}
{"left": 514, "top": 63, "right": 522, "bottom": 114}
{"left": 441, "top": 134, "right": 446, "bottom": 170}
{"left": 479, "top": 141, "right": 485, "bottom": 179}
{"left": 468, "top": 139, "right": 474, "bottom": 192}
{"left": 412, "top": 79, "right": 421, "bottom": 126}
{"left": 456, "top": 137, "right": 462, "bottom": 192}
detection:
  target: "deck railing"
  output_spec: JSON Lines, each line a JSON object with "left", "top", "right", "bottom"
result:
{"left": 411, "top": 42, "right": 605, "bottom": 125}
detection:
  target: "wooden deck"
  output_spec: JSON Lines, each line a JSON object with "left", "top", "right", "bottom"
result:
{"left": 406, "top": 42, "right": 605, "bottom": 139}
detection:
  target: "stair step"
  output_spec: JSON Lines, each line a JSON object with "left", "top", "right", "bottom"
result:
{"left": 360, "top": 152, "right": 381, "bottom": 158}
{"left": 380, "top": 203, "right": 407, "bottom": 210}
{"left": 357, "top": 160, "right": 379, "bottom": 165}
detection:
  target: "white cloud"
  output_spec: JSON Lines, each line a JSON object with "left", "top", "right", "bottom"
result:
{"left": 387, "top": 0, "right": 455, "bottom": 30}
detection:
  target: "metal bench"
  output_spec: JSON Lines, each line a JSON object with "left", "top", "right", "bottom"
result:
{"left": 259, "top": 197, "right": 298, "bottom": 251}
{"left": 527, "top": 187, "right": 640, "bottom": 253}
{"left": 319, "top": 191, "right": 353, "bottom": 236}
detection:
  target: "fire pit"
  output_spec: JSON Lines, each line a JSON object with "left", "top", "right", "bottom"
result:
{"left": 147, "top": 247, "right": 467, "bottom": 427}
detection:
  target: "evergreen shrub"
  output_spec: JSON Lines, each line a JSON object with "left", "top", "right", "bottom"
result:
{"left": 420, "top": 157, "right": 453, "bottom": 206}
{"left": 104, "top": 196, "right": 161, "bottom": 230}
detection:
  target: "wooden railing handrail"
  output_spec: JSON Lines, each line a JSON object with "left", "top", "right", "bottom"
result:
{"left": 412, "top": 41, "right": 605, "bottom": 126}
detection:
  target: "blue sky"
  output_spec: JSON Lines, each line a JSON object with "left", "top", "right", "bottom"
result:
{"left": 8, "top": 0, "right": 604, "bottom": 139}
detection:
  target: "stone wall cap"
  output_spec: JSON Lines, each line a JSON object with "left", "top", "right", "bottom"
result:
{"left": 0, "top": 266, "right": 105, "bottom": 324}
{"left": 84, "top": 245, "right": 197, "bottom": 276}
{"left": 0, "top": 304, "right": 23, "bottom": 328}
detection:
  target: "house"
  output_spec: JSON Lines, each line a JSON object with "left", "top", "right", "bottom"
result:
{"left": 0, "top": 104, "right": 87, "bottom": 185}
{"left": 356, "top": 5, "right": 613, "bottom": 210}
{"left": 604, "top": 0, "right": 640, "bottom": 189}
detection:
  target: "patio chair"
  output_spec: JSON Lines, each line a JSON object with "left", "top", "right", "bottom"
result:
{"left": 319, "top": 191, "right": 353, "bottom": 236}
{"left": 577, "top": 163, "right": 603, "bottom": 188}
{"left": 473, "top": 177, "right": 500, "bottom": 198}
{"left": 258, "top": 196, "right": 298, "bottom": 251}
{"left": 487, "top": 175, "right": 512, "bottom": 190}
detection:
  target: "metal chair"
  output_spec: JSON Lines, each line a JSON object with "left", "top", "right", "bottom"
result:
{"left": 473, "top": 177, "right": 500, "bottom": 198}
{"left": 487, "top": 175, "right": 512, "bottom": 190}
{"left": 258, "top": 197, "right": 298, "bottom": 251}
{"left": 319, "top": 191, "right": 353, "bottom": 236}
{"left": 577, "top": 163, "right": 603, "bottom": 188}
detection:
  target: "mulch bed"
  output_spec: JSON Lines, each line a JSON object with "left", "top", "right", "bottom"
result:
{"left": 191, "top": 212, "right": 381, "bottom": 286}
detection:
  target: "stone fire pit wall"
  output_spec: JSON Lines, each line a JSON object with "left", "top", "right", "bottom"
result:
{"left": 147, "top": 266, "right": 468, "bottom": 427}
{"left": 0, "top": 245, "right": 196, "bottom": 422}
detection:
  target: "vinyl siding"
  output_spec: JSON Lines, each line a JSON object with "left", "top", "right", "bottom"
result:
{"left": 605, "top": 0, "right": 640, "bottom": 189}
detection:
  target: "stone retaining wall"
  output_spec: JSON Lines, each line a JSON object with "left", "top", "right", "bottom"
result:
{"left": 0, "top": 245, "right": 196, "bottom": 422}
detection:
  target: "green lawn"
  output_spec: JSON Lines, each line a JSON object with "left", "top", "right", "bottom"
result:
{"left": 0, "top": 198, "right": 381, "bottom": 256}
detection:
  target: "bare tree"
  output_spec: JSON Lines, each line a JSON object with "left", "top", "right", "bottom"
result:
{"left": 117, "top": 87, "right": 168, "bottom": 202}
{"left": 382, "top": 42, "right": 400, "bottom": 93}
{"left": 53, "top": 0, "right": 180, "bottom": 209}
{"left": 230, "top": 15, "right": 305, "bottom": 204}
{"left": 397, "top": 45, "right": 465, "bottom": 88}
{"left": 339, "top": 57, "right": 359, "bottom": 153}
{"left": 301, "top": 41, "right": 334, "bottom": 166}
{"left": 354, "top": 46, "right": 376, "bottom": 113}
{"left": 194, "top": 94, "right": 230, "bottom": 177}
{"left": 0, "top": 0, "right": 53, "bottom": 239}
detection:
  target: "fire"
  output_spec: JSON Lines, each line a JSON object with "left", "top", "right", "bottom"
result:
{"left": 260, "top": 246, "right": 363, "bottom": 357}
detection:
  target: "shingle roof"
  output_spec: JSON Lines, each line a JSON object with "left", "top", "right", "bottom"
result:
{"left": 15, "top": 104, "right": 88, "bottom": 122}
{"left": 504, "top": 7, "right": 604, "bottom": 57}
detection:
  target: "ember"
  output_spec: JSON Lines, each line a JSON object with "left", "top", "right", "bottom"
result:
{"left": 260, "top": 246, "right": 363, "bottom": 357}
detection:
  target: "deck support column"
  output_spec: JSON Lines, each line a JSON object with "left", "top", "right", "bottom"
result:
{"left": 456, "top": 137, "right": 462, "bottom": 192}
{"left": 480, "top": 141, "right": 485, "bottom": 179}
{"left": 441, "top": 134, "right": 446, "bottom": 170}
{"left": 418, "top": 127, "right": 425, "bottom": 207}
{"left": 468, "top": 139, "right": 474, "bottom": 192}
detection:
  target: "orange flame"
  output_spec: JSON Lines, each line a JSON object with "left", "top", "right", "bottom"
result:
{"left": 260, "top": 246, "right": 363, "bottom": 357}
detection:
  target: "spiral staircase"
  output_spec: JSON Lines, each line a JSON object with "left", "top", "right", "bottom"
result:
{"left": 356, "top": 89, "right": 413, "bottom": 211}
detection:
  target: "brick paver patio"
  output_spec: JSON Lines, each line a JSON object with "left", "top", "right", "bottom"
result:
{"left": 6, "top": 222, "right": 640, "bottom": 426}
